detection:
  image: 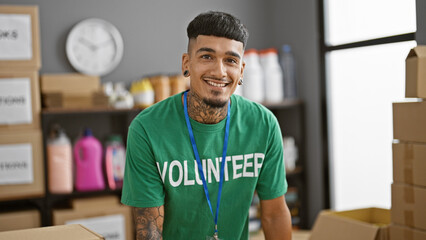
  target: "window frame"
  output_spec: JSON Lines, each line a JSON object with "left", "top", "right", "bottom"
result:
{"left": 318, "top": 0, "right": 416, "bottom": 209}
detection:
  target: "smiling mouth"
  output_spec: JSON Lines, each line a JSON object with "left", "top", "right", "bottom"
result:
{"left": 205, "top": 80, "right": 229, "bottom": 88}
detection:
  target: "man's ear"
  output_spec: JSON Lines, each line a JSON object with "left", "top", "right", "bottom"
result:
{"left": 240, "top": 60, "right": 246, "bottom": 79}
{"left": 182, "top": 53, "right": 190, "bottom": 74}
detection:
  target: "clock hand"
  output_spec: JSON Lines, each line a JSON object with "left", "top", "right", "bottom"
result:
{"left": 97, "top": 39, "right": 113, "bottom": 49}
{"left": 78, "top": 37, "right": 97, "bottom": 51}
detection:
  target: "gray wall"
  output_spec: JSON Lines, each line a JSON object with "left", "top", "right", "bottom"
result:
{"left": 1, "top": 0, "right": 324, "bottom": 227}
{"left": 417, "top": 0, "right": 426, "bottom": 44}
{"left": 267, "top": 0, "right": 324, "bottom": 228}
{"left": 3, "top": 0, "right": 274, "bottom": 82}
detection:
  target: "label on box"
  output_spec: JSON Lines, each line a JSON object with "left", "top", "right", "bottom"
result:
{"left": 0, "top": 143, "right": 33, "bottom": 185}
{"left": 0, "top": 78, "right": 32, "bottom": 125}
{"left": 0, "top": 14, "right": 32, "bottom": 60}
{"left": 66, "top": 214, "right": 125, "bottom": 240}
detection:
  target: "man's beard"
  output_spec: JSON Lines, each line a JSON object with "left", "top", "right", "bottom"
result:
{"left": 203, "top": 90, "right": 228, "bottom": 108}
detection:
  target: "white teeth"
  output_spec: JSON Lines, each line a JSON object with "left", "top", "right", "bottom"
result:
{"left": 207, "top": 81, "right": 226, "bottom": 87}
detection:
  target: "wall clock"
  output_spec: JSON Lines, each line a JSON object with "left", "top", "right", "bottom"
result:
{"left": 66, "top": 18, "right": 124, "bottom": 76}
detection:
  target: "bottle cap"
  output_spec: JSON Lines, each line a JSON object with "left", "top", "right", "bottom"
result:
{"left": 244, "top": 48, "right": 259, "bottom": 56}
{"left": 83, "top": 128, "right": 93, "bottom": 137}
{"left": 259, "top": 48, "right": 278, "bottom": 55}
{"left": 283, "top": 44, "right": 291, "bottom": 53}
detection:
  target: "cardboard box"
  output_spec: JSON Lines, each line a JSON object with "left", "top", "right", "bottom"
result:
{"left": 0, "top": 224, "right": 104, "bottom": 240}
{"left": 0, "top": 129, "right": 45, "bottom": 200}
{"left": 0, "top": 209, "right": 41, "bottom": 231}
{"left": 309, "top": 208, "right": 390, "bottom": 240}
{"left": 42, "top": 92, "right": 109, "bottom": 109}
{"left": 393, "top": 101, "right": 426, "bottom": 143}
{"left": 53, "top": 196, "right": 133, "bottom": 240}
{"left": 0, "top": 5, "right": 41, "bottom": 70}
{"left": 391, "top": 183, "right": 426, "bottom": 231}
{"left": 41, "top": 74, "right": 100, "bottom": 95}
{"left": 406, "top": 46, "right": 426, "bottom": 98}
{"left": 393, "top": 142, "right": 426, "bottom": 187}
{"left": 0, "top": 71, "right": 41, "bottom": 131}
{"left": 389, "top": 224, "right": 426, "bottom": 240}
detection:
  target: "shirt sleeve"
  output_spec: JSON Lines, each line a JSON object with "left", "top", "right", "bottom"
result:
{"left": 121, "top": 119, "right": 165, "bottom": 207}
{"left": 255, "top": 115, "right": 288, "bottom": 200}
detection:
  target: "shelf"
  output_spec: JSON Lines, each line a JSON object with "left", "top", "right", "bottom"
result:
{"left": 42, "top": 107, "right": 142, "bottom": 115}
{"left": 286, "top": 166, "right": 303, "bottom": 177}
{"left": 41, "top": 99, "right": 302, "bottom": 115}
{"left": 47, "top": 189, "right": 122, "bottom": 203}
{"left": 262, "top": 99, "right": 303, "bottom": 110}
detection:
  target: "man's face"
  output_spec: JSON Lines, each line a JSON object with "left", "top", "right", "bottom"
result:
{"left": 182, "top": 35, "right": 245, "bottom": 108}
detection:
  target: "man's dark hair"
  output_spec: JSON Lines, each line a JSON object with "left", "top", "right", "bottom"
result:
{"left": 187, "top": 11, "right": 249, "bottom": 48}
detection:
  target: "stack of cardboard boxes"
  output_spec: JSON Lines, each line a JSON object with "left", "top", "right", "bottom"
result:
{"left": 391, "top": 46, "right": 426, "bottom": 239}
{"left": 0, "top": 5, "right": 43, "bottom": 230}
{"left": 40, "top": 73, "right": 109, "bottom": 109}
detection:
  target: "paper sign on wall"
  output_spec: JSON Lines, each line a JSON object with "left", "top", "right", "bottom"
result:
{"left": 0, "top": 14, "right": 32, "bottom": 60}
{"left": 0, "top": 143, "right": 33, "bottom": 185}
{"left": 0, "top": 78, "right": 32, "bottom": 125}
{"left": 66, "top": 214, "right": 125, "bottom": 240}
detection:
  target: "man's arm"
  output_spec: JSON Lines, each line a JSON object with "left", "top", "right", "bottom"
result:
{"left": 132, "top": 206, "right": 164, "bottom": 240}
{"left": 260, "top": 195, "right": 292, "bottom": 240}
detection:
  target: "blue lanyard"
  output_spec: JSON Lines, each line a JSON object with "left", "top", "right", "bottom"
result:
{"left": 183, "top": 91, "right": 230, "bottom": 235}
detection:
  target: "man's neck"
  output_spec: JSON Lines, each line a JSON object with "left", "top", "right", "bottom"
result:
{"left": 185, "top": 91, "right": 228, "bottom": 124}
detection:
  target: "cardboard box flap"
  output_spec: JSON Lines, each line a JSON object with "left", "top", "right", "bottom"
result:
{"left": 310, "top": 208, "right": 390, "bottom": 240}
{"left": 0, "top": 224, "right": 104, "bottom": 240}
{"left": 407, "top": 46, "right": 426, "bottom": 58}
{"left": 310, "top": 211, "right": 379, "bottom": 240}
{"left": 72, "top": 196, "right": 119, "bottom": 210}
{"left": 332, "top": 207, "right": 390, "bottom": 225}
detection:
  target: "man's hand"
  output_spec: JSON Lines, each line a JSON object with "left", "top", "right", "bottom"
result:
{"left": 132, "top": 206, "right": 164, "bottom": 240}
{"left": 260, "top": 195, "right": 292, "bottom": 240}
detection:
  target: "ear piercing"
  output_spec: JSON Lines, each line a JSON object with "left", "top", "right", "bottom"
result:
{"left": 183, "top": 70, "right": 189, "bottom": 77}
{"left": 238, "top": 78, "right": 243, "bottom": 85}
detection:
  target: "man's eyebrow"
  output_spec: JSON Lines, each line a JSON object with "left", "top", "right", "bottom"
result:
{"left": 196, "top": 48, "right": 241, "bottom": 59}
{"left": 196, "top": 47, "right": 215, "bottom": 54}
{"left": 226, "top": 51, "right": 241, "bottom": 59}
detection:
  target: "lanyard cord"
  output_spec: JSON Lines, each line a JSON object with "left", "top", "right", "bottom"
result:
{"left": 183, "top": 91, "right": 230, "bottom": 234}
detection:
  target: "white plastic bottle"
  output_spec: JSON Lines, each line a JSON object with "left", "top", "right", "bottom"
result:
{"left": 47, "top": 125, "right": 73, "bottom": 194}
{"left": 280, "top": 44, "right": 297, "bottom": 99}
{"left": 283, "top": 136, "right": 298, "bottom": 172}
{"left": 242, "top": 49, "right": 264, "bottom": 103}
{"left": 259, "top": 48, "right": 284, "bottom": 103}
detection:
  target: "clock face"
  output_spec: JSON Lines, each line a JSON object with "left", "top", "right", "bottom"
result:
{"left": 66, "top": 18, "right": 124, "bottom": 76}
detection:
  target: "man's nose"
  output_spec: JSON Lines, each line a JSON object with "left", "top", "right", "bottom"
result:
{"left": 212, "top": 60, "right": 227, "bottom": 78}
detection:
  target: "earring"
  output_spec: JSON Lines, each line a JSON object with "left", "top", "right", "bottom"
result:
{"left": 183, "top": 70, "right": 189, "bottom": 77}
{"left": 238, "top": 78, "right": 243, "bottom": 85}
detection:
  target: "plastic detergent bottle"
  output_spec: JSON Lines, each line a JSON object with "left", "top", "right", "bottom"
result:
{"left": 242, "top": 49, "right": 264, "bottom": 103}
{"left": 47, "top": 125, "right": 73, "bottom": 194}
{"left": 259, "top": 48, "right": 284, "bottom": 103}
{"left": 280, "top": 44, "right": 297, "bottom": 99}
{"left": 74, "top": 128, "right": 105, "bottom": 191}
{"left": 105, "top": 135, "right": 126, "bottom": 189}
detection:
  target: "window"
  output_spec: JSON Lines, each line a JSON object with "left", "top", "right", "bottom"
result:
{"left": 322, "top": 0, "right": 417, "bottom": 210}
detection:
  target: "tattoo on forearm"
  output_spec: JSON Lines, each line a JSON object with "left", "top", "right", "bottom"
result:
{"left": 133, "top": 206, "right": 164, "bottom": 240}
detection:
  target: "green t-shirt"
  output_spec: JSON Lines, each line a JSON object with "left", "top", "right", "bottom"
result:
{"left": 121, "top": 92, "right": 287, "bottom": 240}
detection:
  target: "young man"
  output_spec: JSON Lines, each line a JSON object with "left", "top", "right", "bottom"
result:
{"left": 121, "top": 11, "right": 292, "bottom": 240}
